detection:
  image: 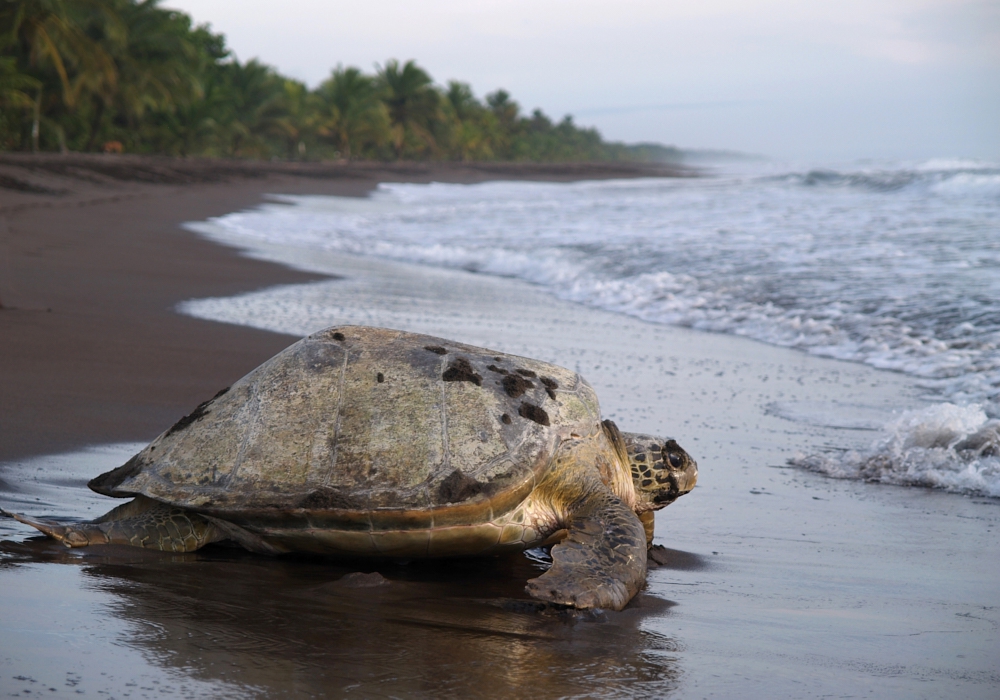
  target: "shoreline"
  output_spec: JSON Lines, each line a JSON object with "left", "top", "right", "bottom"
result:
{"left": 0, "top": 154, "right": 687, "bottom": 462}
{"left": 0, "top": 153, "right": 692, "bottom": 210}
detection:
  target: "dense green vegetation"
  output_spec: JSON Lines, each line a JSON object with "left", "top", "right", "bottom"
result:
{"left": 0, "top": 0, "right": 677, "bottom": 162}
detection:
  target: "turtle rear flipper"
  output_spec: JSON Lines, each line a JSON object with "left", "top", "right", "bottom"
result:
{"left": 2, "top": 509, "right": 92, "bottom": 547}
{"left": 2, "top": 496, "right": 222, "bottom": 552}
{"left": 525, "top": 489, "right": 647, "bottom": 611}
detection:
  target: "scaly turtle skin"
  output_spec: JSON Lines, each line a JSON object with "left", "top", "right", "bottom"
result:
{"left": 4, "top": 326, "right": 697, "bottom": 610}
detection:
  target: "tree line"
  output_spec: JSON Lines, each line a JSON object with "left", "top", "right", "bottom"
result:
{"left": 0, "top": 0, "right": 677, "bottom": 162}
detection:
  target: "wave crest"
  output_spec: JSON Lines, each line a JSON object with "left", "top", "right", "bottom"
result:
{"left": 771, "top": 160, "right": 1000, "bottom": 194}
{"left": 790, "top": 404, "right": 1000, "bottom": 497}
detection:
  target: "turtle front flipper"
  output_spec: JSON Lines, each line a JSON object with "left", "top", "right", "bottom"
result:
{"left": 1, "top": 496, "right": 223, "bottom": 552}
{"left": 525, "top": 488, "right": 647, "bottom": 611}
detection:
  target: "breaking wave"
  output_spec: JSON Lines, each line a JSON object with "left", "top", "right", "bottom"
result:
{"left": 790, "top": 404, "right": 1000, "bottom": 497}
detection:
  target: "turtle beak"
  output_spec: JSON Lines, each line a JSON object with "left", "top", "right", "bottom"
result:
{"left": 672, "top": 457, "right": 698, "bottom": 495}
{"left": 654, "top": 463, "right": 697, "bottom": 506}
{"left": 654, "top": 441, "right": 698, "bottom": 506}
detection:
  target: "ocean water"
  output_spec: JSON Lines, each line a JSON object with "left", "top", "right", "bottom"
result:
{"left": 181, "top": 159, "right": 1000, "bottom": 497}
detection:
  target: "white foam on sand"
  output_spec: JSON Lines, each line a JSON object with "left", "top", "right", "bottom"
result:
{"left": 791, "top": 403, "right": 1000, "bottom": 497}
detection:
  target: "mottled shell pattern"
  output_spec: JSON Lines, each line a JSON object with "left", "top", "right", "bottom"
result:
{"left": 91, "top": 327, "right": 604, "bottom": 528}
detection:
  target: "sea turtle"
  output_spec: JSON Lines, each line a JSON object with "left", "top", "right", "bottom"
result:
{"left": 4, "top": 326, "right": 697, "bottom": 610}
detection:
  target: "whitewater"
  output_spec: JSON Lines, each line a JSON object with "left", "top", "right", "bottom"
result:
{"left": 181, "top": 158, "right": 1000, "bottom": 497}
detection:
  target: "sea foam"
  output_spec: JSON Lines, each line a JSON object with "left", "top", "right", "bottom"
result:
{"left": 790, "top": 404, "right": 1000, "bottom": 497}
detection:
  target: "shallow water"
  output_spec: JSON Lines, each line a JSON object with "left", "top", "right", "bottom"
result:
{"left": 180, "top": 160, "right": 1000, "bottom": 497}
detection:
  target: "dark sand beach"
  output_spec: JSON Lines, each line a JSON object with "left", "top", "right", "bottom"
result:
{"left": 1, "top": 155, "right": 997, "bottom": 699}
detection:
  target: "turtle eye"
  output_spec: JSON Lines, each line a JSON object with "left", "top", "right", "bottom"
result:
{"left": 668, "top": 452, "right": 683, "bottom": 469}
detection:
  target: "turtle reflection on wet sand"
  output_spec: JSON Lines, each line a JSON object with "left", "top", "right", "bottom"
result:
{"left": 4, "top": 326, "right": 697, "bottom": 611}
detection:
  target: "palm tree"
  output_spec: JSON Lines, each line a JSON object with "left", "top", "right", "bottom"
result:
{"left": 485, "top": 89, "right": 520, "bottom": 159}
{"left": 1, "top": 1, "right": 75, "bottom": 100}
{"left": 266, "top": 78, "right": 314, "bottom": 159}
{"left": 0, "top": 54, "right": 41, "bottom": 151}
{"left": 314, "top": 65, "right": 387, "bottom": 160}
{"left": 486, "top": 89, "right": 519, "bottom": 127}
{"left": 1, "top": 0, "right": 116, "bottom": 151}
{"left": 85, "top": 0, "right": 203, "bottom": 151}
{"left": 443, "top": 81, "right": 492, "bottom": 161}
{"left": 376, "top": 59, "right": 440, "bottom": 159}
{"left": 444, "top": 80, "right": 478, "bottom": 121}
{"left": 0, "top": 55, "right": 39, "bottom": 109}
{"left": 211, "top": 58, "right": 286, "bottom": 157}
{"left": 166, "top": 22, "right": 231, "bottom": 156}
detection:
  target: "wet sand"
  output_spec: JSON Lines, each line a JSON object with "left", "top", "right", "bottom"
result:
{"left": 1, "top": 157, "right": 998, "bottom": 698}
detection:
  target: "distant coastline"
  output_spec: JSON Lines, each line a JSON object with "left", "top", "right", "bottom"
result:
{"left": 0, "top": 152, "right": 694, "bottom": 209}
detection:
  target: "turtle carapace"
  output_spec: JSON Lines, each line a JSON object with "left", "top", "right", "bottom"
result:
{"left": 4, "top": 326, "right": 698, "bottom": 611}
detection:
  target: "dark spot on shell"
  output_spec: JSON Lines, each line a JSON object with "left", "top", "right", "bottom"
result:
{"left": 641, "top": 479, "right": 654, "bottom": 488}
{"left": 487, "top": 364, "right": 509, "bottom": 375}
{"left": 331, "top": 332, "right": 346, "bottom": 341}
{"left": 515, "top": 368, "right": 537, "bottom": 377}
{"left": 164, "top": 387, "right": 229, "bottom": 437}
{"left": 634, "top": 453, "right": 646, "bottom": 462}
{"left": 502, "top": 374, "right": 533, "bottom": 398}
{"left": 442, "top": 358, "right": 482, "bottom": 385}
{"left": 518, "top": 402, "right": 550, "bottom": 426}
{"left": 376, "top": 372, "right": 384, "bottom": 383}
{"left": 299, "top": 488, "right": 365, "bottom": 510}
{"left": 540, "top": 376, "right": 559, "bottom": 399}
{"left": 653, "top": 461, "right": 665, "bottom": 469}
{"left": 649, "top": 443, "right": 660, "bottom": 451}
{"left": 438, "top": 470, "right": 484, "bottom": 503}
{"left": 425, "top": 345, "right": 447, "bottom": 355}
{"left": 501, "top": 413, "right": 512, "bottom": 424}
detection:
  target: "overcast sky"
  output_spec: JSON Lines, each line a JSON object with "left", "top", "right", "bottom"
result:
{"left": 163, "top": 0, "right": 998, "bottom": 161}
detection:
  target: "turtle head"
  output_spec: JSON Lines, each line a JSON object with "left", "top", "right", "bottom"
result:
{"left": 620, "top": 432, "right": 698, "bottom": 512}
